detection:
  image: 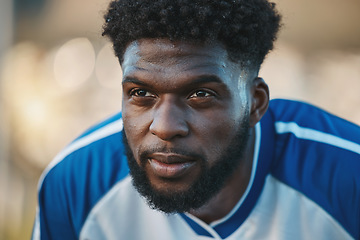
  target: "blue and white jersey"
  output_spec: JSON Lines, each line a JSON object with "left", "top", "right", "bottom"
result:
{"left": 32, "top": 99, "right": 360, "bottom": 240}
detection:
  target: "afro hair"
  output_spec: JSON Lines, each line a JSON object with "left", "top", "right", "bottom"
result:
{"left": 102, "top": 0, "right": 281, "bottom": 68}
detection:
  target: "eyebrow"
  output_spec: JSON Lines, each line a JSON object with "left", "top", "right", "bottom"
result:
{"left": 122, "top": 77, "right": 152, "bottom": 87}
{"left": 123, "top": 74, "right": 224, "bottom": 86}
{"left": 187, "top": 75, "right": 223, "bottom": 85}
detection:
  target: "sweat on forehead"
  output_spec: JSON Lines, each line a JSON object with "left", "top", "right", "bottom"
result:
{"left": 102, "top": 0, "right": 281, "bottom": 68}
{"left": 123, "top": 39, "right": 229, "bottom": 64}
{"left": 121, "top": 38, "right": 257, "bottom": 85}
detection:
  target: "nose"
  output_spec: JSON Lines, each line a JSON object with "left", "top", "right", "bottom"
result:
{"left": 149, "top": 97, "right": 189, "bottom": 141}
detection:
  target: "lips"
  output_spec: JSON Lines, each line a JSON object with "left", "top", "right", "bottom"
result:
{"left": 147, "top": 153, "right": 196, "bottom": 178}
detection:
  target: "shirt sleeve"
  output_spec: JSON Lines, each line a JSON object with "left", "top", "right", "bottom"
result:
{"left": 31, "top": 164, "right": 78, "bottom": 240}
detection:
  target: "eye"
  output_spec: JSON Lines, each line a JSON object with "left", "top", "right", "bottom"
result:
{"left": 189, "top": 90, "right": 213, "bottom": 98}
{"left": 129, "top": 89, "right": 155, "bottom": 97}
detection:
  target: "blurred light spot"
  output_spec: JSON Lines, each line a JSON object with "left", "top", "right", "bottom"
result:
{"left": 22, "top": 98, "right": 48, "bottom": 128}
{"left": 95, "top": 43, "right": 122, "bottom": 88}
{"left": 54, "top": 38, "right": 95, "bottom": 90}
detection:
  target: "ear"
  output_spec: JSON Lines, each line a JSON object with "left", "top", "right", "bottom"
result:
{"left": 249, "top": 77, "right": 269, "bottom": 127}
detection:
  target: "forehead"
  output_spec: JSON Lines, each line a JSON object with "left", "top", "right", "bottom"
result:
{"left": 121, "top": 39, "right": 240, "bottom": 77}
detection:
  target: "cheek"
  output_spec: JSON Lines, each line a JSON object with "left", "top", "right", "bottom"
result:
{"left": 191, "top": 99, "right": 249, "bottom": 153}
{"left": 192, "top": 112, "right": 239, "bottom": 150}
{"left": 122, "top": 108, "right": 153, "bottom": 157}
{"left": 123, "top": 103, "right": 153, "bottom": 131}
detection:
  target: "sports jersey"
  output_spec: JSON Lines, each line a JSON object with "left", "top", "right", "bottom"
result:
{"left": 32, "top": 99, "right": 360, "bottom": 240}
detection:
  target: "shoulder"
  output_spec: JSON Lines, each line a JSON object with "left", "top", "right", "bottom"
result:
{"left": 267, "top": 99, "right": 360, "bottom": 239}
{"left": 269, "top": 98, "right": 360, "bottom": 140}
{"left": 39, "top": 112, "right": 128, "bottom": 191}
{"left": 268, "top": 99, "right": 360, "bottom": 161}
{"left": 36, "top": 112, "right": 129, "bottom": 238}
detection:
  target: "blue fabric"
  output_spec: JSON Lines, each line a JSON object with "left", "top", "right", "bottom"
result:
{"left": 34, "top": 99, "right": 360, "bottom": 239}
{"left": 38, "top": 123, "right": 128, "bottom": 239}
{"left": 269, "top": 99, "right": 360, "bottom": 239}
{"left": 179, "top": 214, "right": 213, "bottom": 237}
{"left": 270, "top": 99, "right": 360, "bottom": 143}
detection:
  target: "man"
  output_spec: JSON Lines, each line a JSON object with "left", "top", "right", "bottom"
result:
{"left": 32, "top": 0, "right": 360, "bottom": 239}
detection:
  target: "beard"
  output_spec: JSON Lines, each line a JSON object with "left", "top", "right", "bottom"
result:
{"left": 122, "top": 117, "right": 250, "bottom": 214}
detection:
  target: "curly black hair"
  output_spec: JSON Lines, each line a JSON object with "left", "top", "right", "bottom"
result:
{"left": 102, "top": 0, "right": 281, "bottom": 68}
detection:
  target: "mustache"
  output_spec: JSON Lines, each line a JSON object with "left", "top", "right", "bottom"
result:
{"left": 121, "top": 131, "right": 204, "bottom": 162}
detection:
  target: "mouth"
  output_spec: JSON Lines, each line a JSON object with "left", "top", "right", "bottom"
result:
{"left": 147, "top": 153, "right": 197, "bottom": 178}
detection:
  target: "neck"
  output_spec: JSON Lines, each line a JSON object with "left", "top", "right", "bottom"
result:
{"left": 188, "top": 128, "right": 256, "bottom": 224}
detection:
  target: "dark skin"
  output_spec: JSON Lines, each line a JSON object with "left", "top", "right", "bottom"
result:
{"left": 121, "top": 38, "right": 269, "bottom": 223}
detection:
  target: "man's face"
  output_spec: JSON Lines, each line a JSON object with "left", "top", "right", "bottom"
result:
{"left": 121, "top": 39, "right": 253, "bottom": 212}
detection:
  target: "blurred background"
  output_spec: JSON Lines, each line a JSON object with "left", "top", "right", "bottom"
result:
{"left": 0, "top": 0, "right": 359, "bottom": 239}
